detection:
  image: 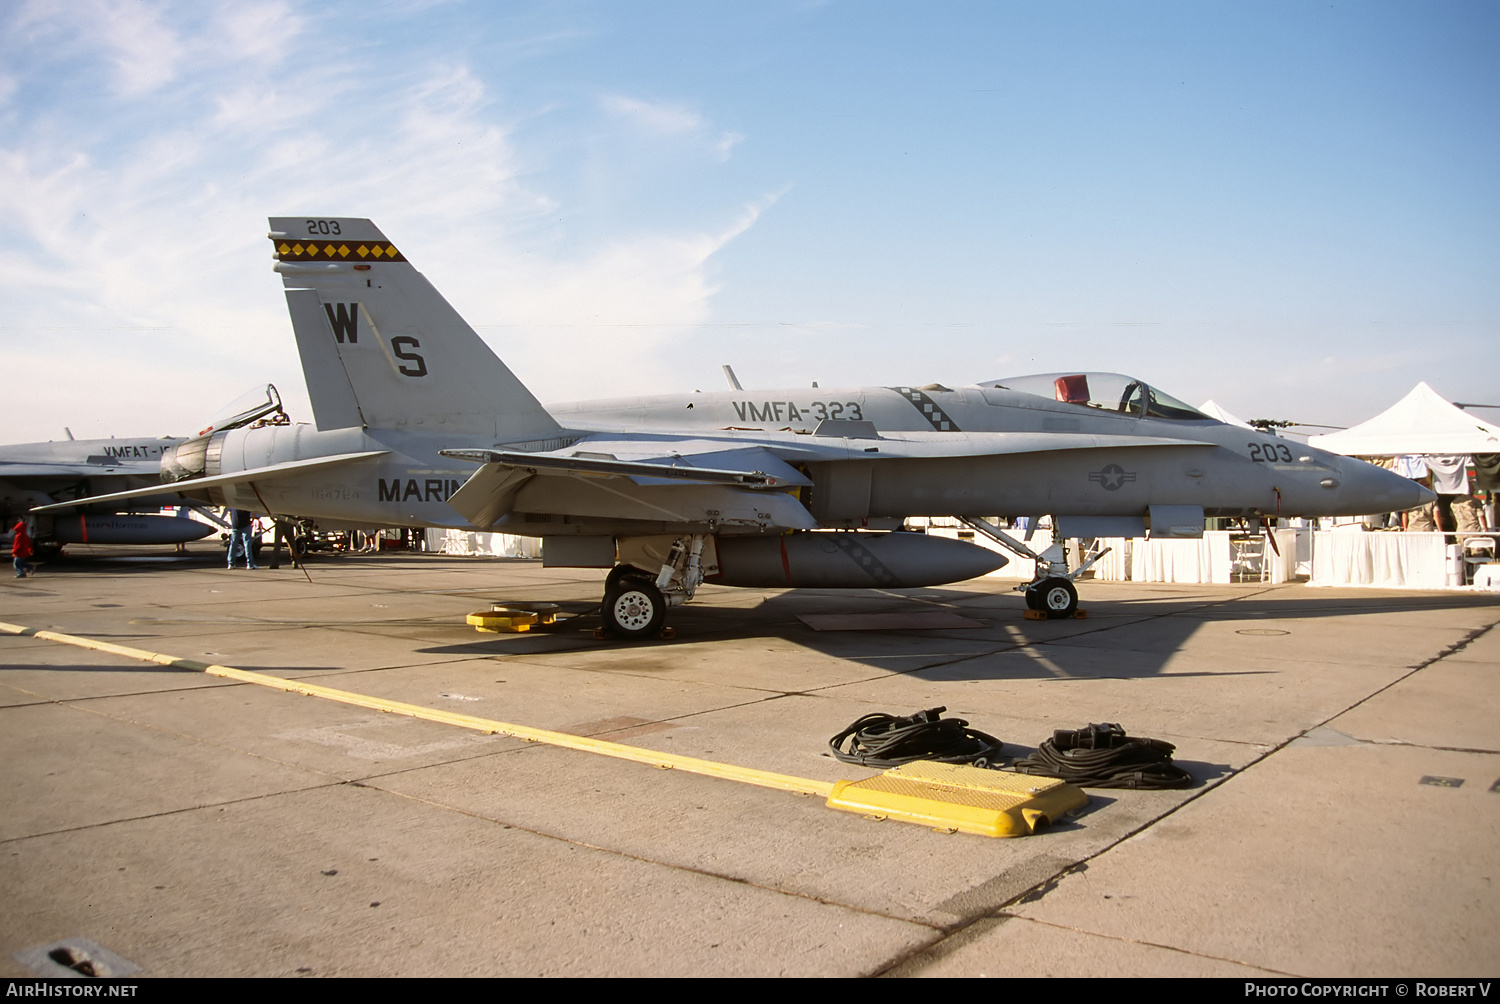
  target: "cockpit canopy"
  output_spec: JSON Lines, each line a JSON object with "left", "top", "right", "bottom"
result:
{"left": 200, "top": 384, "right": 284, "bottom": 436}
{"left": 978, "top": 373, "right": 1210, "bottom": 421}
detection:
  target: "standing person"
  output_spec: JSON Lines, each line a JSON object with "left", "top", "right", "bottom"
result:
{"left": 1426, "top": 455, "right": 1480, "bottom": 533}
{"left": 1393, "top": 456, "right": 1436, "bottom": 530}
{"left": 227, "top": 509, "right": 258, "bottom": 569}
{"left": 12, "top": 520, "right": 35, "bottom": 578}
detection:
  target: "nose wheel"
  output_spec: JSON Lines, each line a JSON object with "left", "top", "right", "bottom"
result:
{"left": 1025, "top": 577, "right": 1078, "bottom": 619}
{"left": 602, "top": 575, "right": 667, "bottom": 639}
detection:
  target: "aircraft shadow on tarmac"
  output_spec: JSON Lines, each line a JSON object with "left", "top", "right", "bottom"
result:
{"left": 20, "top": 550, "right": 1498, "bottom": 690}
{"left": 409, "top": 581, "right": 1500, "bottom": 686}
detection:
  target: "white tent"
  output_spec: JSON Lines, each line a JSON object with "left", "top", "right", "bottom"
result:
{"left": 1308, "top": 382, "right": 1500, "bottom": 456}
{"left": 1198, "top": 399, "right": 1253, "bottom": 429}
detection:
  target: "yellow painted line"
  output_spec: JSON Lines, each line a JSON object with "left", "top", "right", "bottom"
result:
{"left": 0, "top": 621, "right": 835, "bottom": 798}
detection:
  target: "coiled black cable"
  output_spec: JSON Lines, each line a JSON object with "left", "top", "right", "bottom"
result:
{"left": 828, "top": 707, "right": 1006, "bottom": 769}
{"left": 1009, "top": 722, "right": 1193, "bottom": 789}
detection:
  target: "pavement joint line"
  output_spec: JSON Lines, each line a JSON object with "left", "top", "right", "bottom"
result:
{"left": 0, "top": 619, "right": 838, "bottom": 800}
{"left": 971, "top": 915, "right": 1296, "bottom": 977}
{"left": 0, "top": 780, "right": 348, "bottom": 846}
{"left": 1317, "top": 619, "right": 1500, "bottom": 738}
{"left": 905, "top": 612, "right": 1500, "bottom": 967}
{"left": 868, "top": 608, "right": 1495, "bottom": 974}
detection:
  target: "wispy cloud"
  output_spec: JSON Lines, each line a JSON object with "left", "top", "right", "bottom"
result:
{"left": 601, "top": 93, "right": 744, "bottom": 161}
{"left": 0, "top": 1, "right": 767, "bottom": 441}
{"left": 602, "top": 94, "right": 704, "bottom": 135}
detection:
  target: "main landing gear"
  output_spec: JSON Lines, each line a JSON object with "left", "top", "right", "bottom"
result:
{"left": 602, "top": 567, "right": 667, "bottom": 640}
{"left": 599, "top": 536, "right": 706, "bottom": 640}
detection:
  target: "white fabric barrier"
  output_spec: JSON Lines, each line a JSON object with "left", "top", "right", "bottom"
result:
{"left": 1309, "top": 531, "right": 1450, "bottom": 589}
{"left": 1091, "top": 532, "right": 1232, "bottom": 584}
{"left": 1129, "top": 532, "right": 1233, "bottom": 584}
{"left": 426, "top": 528, "right": 541, "bottom": 558}
{"left": 1093, "top": 539, "right": 1132, "bottom": 581}
{"left": 1093, "top": 530, "right": 1301, "bottom": 584}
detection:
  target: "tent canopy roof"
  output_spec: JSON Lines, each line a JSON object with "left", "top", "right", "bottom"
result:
{"left": 1199, "top": 399, "right": 1252, "bottom": 429}
{"left": 1308, "top": 382, "right": 1500, "bottom": 456}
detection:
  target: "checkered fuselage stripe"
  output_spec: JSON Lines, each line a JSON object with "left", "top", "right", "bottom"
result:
{"left": 887, "top": 387, "right": 961, "bottom": 432}
{"left": 829, "top": 535, "right": 902, "bottom": 587}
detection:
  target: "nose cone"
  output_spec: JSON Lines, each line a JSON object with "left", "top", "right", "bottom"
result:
{"left": 1338, "top": 458, "right": 1435, "bottom": 514}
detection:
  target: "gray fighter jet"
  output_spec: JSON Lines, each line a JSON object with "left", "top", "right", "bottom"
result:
{"left": 5, "top": 387, "right": 296, "bottom": 555}
{"left": 1, "top": 434, "right": 214, "bottom": 554}
{"left": 40, "top": 217, "right": 1432, "bottom": 635}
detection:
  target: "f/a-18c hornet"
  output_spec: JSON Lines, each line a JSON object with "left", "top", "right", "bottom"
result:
{"left": 2, "top": 435, "right": 210, "bottom": 556}
{"left": 39, "top": 217, "right": 1433, "bottom": 636}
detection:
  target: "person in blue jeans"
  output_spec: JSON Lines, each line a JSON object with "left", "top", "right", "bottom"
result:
{"left": 227, "top": 509, "right": 258, "bottom": 569}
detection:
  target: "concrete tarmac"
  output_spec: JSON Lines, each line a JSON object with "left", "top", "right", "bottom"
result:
{"left": 2, "top": 545, "right": 1496, "bottom": 978}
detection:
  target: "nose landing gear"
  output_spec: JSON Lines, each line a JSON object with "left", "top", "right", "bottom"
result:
{"left": 1024, "top": 576, "right": 1079, "bottom": 619}
{"left": 957, "top": 516, "right": 1104, "bottom": 620}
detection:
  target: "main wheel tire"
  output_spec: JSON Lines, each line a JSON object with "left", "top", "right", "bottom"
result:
{"left": 605, "top": 564, "right": 649, "bottom": 594}
{"left": 602, "top": 576, "right": 667, "bottom": 639}
{"left": 1023, "top": 583, "right": 1044, "bottom": 610}
{"left": 1035, "top": 577, "right": 1078, "bottom": 619}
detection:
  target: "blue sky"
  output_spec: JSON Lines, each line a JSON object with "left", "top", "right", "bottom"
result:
{"left": 2, "top": 0, "right": 1496, "bottom": 443}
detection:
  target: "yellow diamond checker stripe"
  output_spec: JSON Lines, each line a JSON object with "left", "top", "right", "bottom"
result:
{"left": 273, "top": 239, "right": 406, "bottom": 262}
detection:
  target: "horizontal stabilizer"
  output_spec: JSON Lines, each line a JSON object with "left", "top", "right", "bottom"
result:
{"left": 32, "top": 451, "right": 387, "bottom": 512}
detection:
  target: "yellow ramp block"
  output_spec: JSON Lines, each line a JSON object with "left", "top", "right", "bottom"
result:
{"left": 827, "top": 761, "right": 1088, "bottom": 837}
{"left": 467, "top": 609, "right": 538, "bottom": 633}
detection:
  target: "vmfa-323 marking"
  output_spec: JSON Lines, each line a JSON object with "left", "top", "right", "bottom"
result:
{"left": 39, "top": 217, "right": 1432, "bottom": 637}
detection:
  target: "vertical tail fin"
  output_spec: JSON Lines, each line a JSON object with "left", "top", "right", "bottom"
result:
{"left": 270, "top": 217, "right": 560, "bottom": 441}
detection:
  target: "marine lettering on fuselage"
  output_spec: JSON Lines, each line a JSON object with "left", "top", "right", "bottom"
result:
{"left": 731, "top": 400, "right": 862, "bottom": 423}
{"left": 324, "top": 302, "right": 359, "bottom": 343}
{"left": 377, "top": 478, "right": 461, "bottom": 503}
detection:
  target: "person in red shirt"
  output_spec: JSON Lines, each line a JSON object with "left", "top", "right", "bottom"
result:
{"left": 12, "top": 520, "right": 35, "bottom": 578}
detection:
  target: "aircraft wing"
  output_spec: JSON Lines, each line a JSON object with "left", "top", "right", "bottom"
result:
{"left": 439, "top": 430, "right": 1215, "bottom": 530}
{"left": 443, "top": 443, "right": 815, "bottom": 531}
{"left": 31, "top": 451, "right": 389, "bottom": 512}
